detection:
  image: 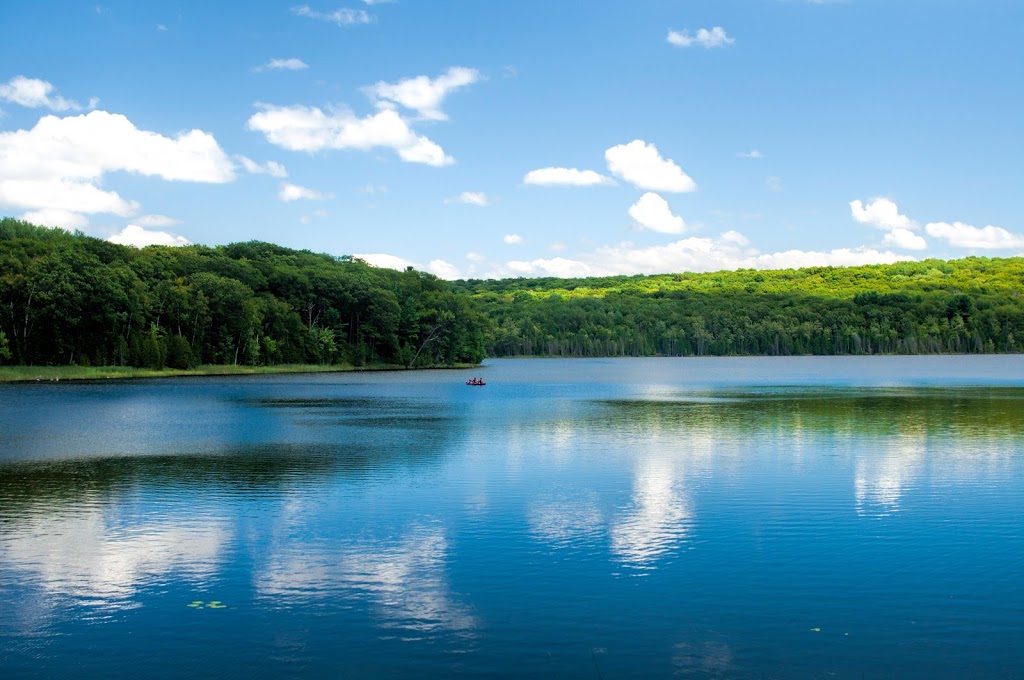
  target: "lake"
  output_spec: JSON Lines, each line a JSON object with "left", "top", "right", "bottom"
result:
{"left": 1, "top": 356, "right": 1023, "bottom": 678}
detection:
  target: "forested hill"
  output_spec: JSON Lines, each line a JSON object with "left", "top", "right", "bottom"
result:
{"left": 453, "top": 258, "right": 1024, "bottom": 357}
{"left": 0, "top": 218, "right": 487, "bottom": 368}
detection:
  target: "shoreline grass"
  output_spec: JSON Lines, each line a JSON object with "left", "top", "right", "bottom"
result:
{"left": 0, "top": 362, "right": 480, "bottom": 383}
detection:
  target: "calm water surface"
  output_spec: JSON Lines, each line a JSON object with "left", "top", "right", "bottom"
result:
{"left": 1, "top": 356, "right": 1023, "bottom": 678}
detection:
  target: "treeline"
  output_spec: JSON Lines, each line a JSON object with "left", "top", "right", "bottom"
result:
{"left": 0, "top": 218, "right": 487, "bottom": 368}
{"left": 454, "top": 258, "right": 1024, "bottom": 357}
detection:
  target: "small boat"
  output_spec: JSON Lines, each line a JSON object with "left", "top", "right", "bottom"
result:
{"left": 466, "top": 377, "right": 486, "bottom": 386}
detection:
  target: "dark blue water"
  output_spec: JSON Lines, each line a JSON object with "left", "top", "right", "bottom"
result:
{"left": 1, "top": 356, "right": 1023, "bottom": 678}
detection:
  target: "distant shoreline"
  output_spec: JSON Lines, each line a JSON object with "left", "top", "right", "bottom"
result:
{"left": 0, "top": 363, "right": 480, "bottom": 383}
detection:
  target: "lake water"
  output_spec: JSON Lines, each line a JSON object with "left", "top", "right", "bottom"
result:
{"left": 1, "top": 356, "right": 1023, "bottom": 678}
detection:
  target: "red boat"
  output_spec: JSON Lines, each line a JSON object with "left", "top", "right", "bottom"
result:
{"left": 466, "top": 377, "right": 486, "bottom": 386}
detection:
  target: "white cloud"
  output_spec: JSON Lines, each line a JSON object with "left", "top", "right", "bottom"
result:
{"left": 20, "top": 208, "right": 88, "bottom": 230}
{"left": 925, "top": 221, "right": 1024, "bottom": 249}
{"left": 247, "top": 104, "right": 453, "bottom": 166}
{"left": 605, "top": 140, "right": 696, "bottom": 192}
{"left": 523, "top": 167, "right": 615, "bottom": 187}
{"left": 237, "top": 155, "right": 288, "bottom": 177}
{"left": 504, "top": 233, "right": 523, "bottom": 245}
{"left": 108, "top": 224, "right": 190, "bottom": 247}
{"left": 628, "top": 192, "right": 685, "bottom": 234}
{"left": 445, "top": 191, "right": 489, "bottom": 206}
{"left": 0, "top": 76, "right": 81, "bottom": 111}
{"left": 850, "top": 198, "right": 912, "bottom": 230}
{"left": 278, "top": 182, "right": 329, "bottom": 202}
{"left": 291, "top": 5, "right": 372, "bottom": 26}
{"left": 883, "top": 228, "right": 928, "bottom": 251}
{"left": 364, "top": 66, "right": 479, "bottom": 121}
{"left": 486, "top": 233, "right": 912, "bottom": 278}
{"left": 766, "top": 176, "right": 783, "bottom": 192}
{"left": 720, "top": 230, "right": 750, "bottom": 246}
{"left": 356, "top": 253, "right": 416, "bottom": 270}
{"left": 0, "top": 110, "right": 234, "bottom": 227}
{"left": 134, "top": 214, "right": 180, "bottom": 227}
{"left": 427, "top": 259, "right": 461, "bottom": 279}
{"left": 256, "top": 57, "right": 309, "bottom": 72}
{"left": 667, "top": 27, "right": 734, "bottom": 49}
{"left": 505, "top": 257, "right": 595, "bottom": 278}
{"left": 737, "top": 150, "right": 762, "bottom": 159}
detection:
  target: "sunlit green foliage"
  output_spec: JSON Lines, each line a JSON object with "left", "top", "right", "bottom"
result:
{"left": 0, "top": 218, "right": 487, "bottom": 368}
{"left": 456, "top": 258, "right": 1024, "bottom": 356}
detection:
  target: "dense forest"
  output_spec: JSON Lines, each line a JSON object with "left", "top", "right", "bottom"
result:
{"left": 454, "top": 257, "right": 1024, "bottom": 357}
{"left": 3, "top": 217, "right": 1023, "bottom": 368}
{"left": 0, "top": 218, "right": 487, "bottom": 368}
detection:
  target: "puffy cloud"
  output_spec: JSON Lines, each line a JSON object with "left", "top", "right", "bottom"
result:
{"left": 237, "top": 155, "right": 288, "bottom": 177}
{"left": 364, "top": 67, "right": 479, "bottom": 121}
{"left": 737, "top": 150, "right": 762, "bottom": 159}
{"left": 605, "top": 140, "right": 696, "bottom": 193}
{"left": 883, "top": 228, "right": 928, "bottom": 251}
{"left": 427, "top": 259, "right": 462, "bottom": 279}
{"left": 485, "top": 233, "right": 912, "bottom": 278}
{"left": 278, "top": 182, "right": 329, "bottom": 202}
{"left": 503, "top": 233, "right": 523, "bottom": 245}
{"left": 667, "top": 27, "right": 734, "bottom": 49}
{"left": 506, "top": 257, "right": 595, "bottom": 278}
{"left": 290, "top": 5, "right": 372, "bottom": 26}
{"left": 255, "top": 57, "right": 309, "bottom": 72}
{"left": 850, "top": 198, "right": 912, "bottom": 230}
{"left": 247, "top": 104, "right": 453, "bottom": 166}
{"left": 19, "top": 208, "right": 88, "bottom": 230}
{"left": 0, "top": 110, "right": 233, "bottom": 227}
{"left": 108, "top": 224, "right": 190, "bottom": 247}
{"left": 445, "top": 191, "right": 489, "bottom": 206}
{"left": 0, "top": 76, "right": 81, "bottom": 111}
{"left": 628, "top": 192, "right": 685, "bottom": 234}
{"left": 522, "top": 167, "right": 614, "bottom": 187}
{"left": 356, "top": 253, "right": 417, "bottom": 270}
{"left": 925, "top": 221, "right": 1024, "bottom": 249}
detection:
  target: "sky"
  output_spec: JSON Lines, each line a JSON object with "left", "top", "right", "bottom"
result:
{"left": 1, "top": 0, "right": 1022, "bottom": 279}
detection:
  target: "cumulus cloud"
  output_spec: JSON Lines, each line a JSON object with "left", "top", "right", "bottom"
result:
{"left": 356, "top": 252, "right": 416, "bottom": 270}
{"left": 883, "top": 228, "right": 928, "bottom": 251}
{"left": 278, "top": 182, "right": 329, "bottom": 202}
{"left": 667, "top": 27, "right": 734, "bottom": 49}
{"left": 850, "top": 198, "right": 912, "bottom": 230}
{"left": 504, "top": 233, "right": 523, "bottom": 245}
{"left": 485, "top": 233, "right": 912, "bottom": 278}
{"left": 737, "top": 150, "right": 762, "bottom": 159}
{"left": 605, "top": 140, "right": 696, "bottom": 192}
{"left": 19, "top": 208, "right": 88, "bottom": 230}
{"left": 523, "top": 167, "right": 614, "bottom": 187}
{"left": 364, "top": 67, "right": 479, "bottom": 121}
{"left": 628, "top": 192, "right": 685, "bottom": 234}
{"left": 247, "top": 104, "right": 452, "bottom": 166}
{"left": 427, "top": 259, "right": 462, "bottom": 279}
{"left": 0, "top": 76, "right": 81, "bottom": 111}
{"left": 237, "top": 155, "right": 288, "bottom": 177}
{"left": 445, "top": 191, "right": 489, "bottom": 206}
{"left": 291, "top": 5, "right": 372, "bottom": 26}
{"left": 108, "top": 224, "right": 190, "bottom": 247}
{"left": 925, "top": 221, "right": 1024, "bottom": 249}
{"left": 255, "top": 57, "right": 309, "bottom": 72}
{"left": 0, "top": 110, "right": 234, "bottom": 228}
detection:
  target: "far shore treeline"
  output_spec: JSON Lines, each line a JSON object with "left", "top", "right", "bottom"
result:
{"left": 2, "top": 217, "right": 1023, "bottom": 369}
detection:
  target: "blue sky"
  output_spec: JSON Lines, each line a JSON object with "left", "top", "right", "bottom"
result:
{"left": 1, "top": 0, "right": 1022, "bottom": 278}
